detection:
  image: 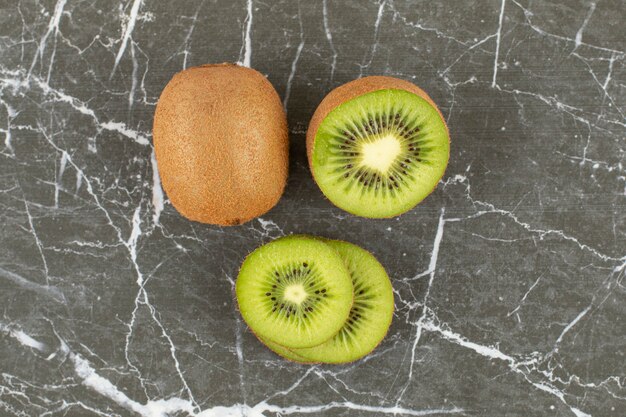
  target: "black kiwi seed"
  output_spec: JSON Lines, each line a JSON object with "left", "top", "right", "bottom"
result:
{"left": 321, "top": 289, "right": 326, "bottom": 293}
{"left": 265, "top": 292, "right": 271, "bottom": 296}
{"left": 315, "top": 290, "right": 320, "bottom": 294}
{"left": 271, "top": 297, "right": 276, "bottom": 301}
{"left": 344, "top": 173, "right": 350, "bottom": 178}
{"left": 359, "top": 290, "right": 365, "bottom": 294}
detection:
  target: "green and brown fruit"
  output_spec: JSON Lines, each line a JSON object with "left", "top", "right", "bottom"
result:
{"left": 153, "top": 63, "right": 288, "bottom": 226}
{"left": 306, "top": 76, "right": 450, "bottom": 218}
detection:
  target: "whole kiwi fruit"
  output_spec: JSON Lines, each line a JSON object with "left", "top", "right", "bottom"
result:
{"left": 153, "top": 63, "right": 288, "bottom": 226}
{"left": 306, "top": 76, "right": 450, "bottom": 218}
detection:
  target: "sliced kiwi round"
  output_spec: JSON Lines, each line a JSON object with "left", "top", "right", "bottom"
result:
{"left": 289, "top": 239, "right": 394, "bottom": 364}
{"left": 308, "top": 83, "right": 449, "bottom": 218}
{"left": 236, "top": 235, "right": 354, "bottom": 349}
{"left": 259, "top": 336, "right": 316, "bottom": 363}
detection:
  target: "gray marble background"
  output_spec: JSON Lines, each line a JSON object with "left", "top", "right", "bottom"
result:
{"left": 0, "top": 0, "right": 624, "bottom": 416}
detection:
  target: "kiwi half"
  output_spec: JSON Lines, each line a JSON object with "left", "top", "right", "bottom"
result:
{"left": 307, "top": 76, "right": 449, "bottom": 218}
{"left": 287, "top": 239, "right": 394, "bottom": 363}
{"left": 236, "top": 235, "right": 353, "bottom": 349}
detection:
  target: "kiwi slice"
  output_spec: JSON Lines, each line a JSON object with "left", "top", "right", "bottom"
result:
{"left": 289, "top": 240, "right": 394, "bottom": 364}
{"left": 307, "top": 78, "right": 449, "bottom": 218}
{"left": 259, "top": 336, "right": 316, "bottom": 363}
{"left": 236, "top": 235, "right": 354, "bottom": 349}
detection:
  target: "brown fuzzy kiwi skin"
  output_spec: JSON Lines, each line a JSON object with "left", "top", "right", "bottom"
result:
{"left": 305, "top": 76, "right": 450, "bottom": 218}
{"left": 153, "top": 63, "right": 288, "bottom": 226}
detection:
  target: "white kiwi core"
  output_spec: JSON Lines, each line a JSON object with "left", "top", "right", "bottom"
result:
{"left": 283, "top": 284, "right": 307, "bottom": 304}
{"left": 359, "top": 134, "right": 402, "bottom": 173}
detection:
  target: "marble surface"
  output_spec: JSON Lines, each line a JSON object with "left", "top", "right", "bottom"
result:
{"left": 0, "top": 0, "right": 624, "bottom": 416}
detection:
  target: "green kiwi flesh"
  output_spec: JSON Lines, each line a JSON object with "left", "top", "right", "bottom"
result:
{"left": 259, "top": 336, "right": 316, "bottom": 363}
{"left": 289, "top": 239, "right": 394, "bottom": 364}
{"left": 311, "top": 89, "right": 449, "bottom": 218}
{"left": 236, "top": 235, "right": 354, "bottom": 349}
